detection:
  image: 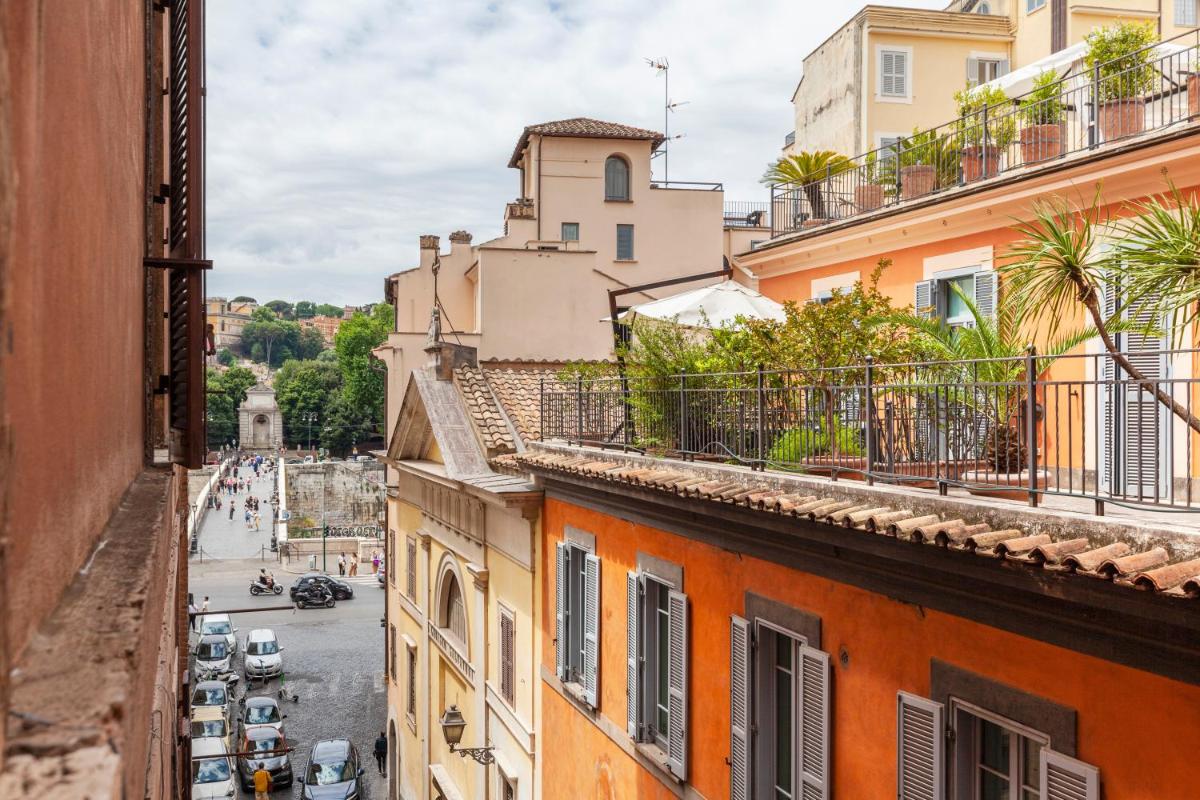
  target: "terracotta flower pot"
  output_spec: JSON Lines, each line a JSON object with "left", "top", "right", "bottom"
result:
{"left": 962, "top": 468, "right": 1054, "bottom": 502}
{"left": 1019, "top": 123, "right": 1063, "bottom": 164}
{"left": 1189, "top": 73, "right": 1200, "bottom": 120}
{"left": 1098, "top": 99, "right": 1144, "bottom": 142}
{"left": 854, "top": 184, "right": 885, "bottom": 211}
{"left": 961, "top": 145, "right": 1001, "bottom": 182}
{"left": 899, "top": 165, "right": 936, "bottom": 200}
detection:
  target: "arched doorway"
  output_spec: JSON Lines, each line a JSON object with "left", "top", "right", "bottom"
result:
{"left": 252, "top": 414, "right": 270, "bottom": 448}
{"left": 388, "top": 719, "right": 398, "bottom": 798}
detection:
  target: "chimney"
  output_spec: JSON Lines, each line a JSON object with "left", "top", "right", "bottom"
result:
{"left": 419, "top": 234, "right": 440, "bottom": 269}
{"left": 448, "top": 230, "right": 472, "bottom": 256}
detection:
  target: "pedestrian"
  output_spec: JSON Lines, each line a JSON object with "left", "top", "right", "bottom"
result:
{"left": 349, "top": 553, "right": 358, "bottom": 577}
{"left": 371, "top": 550, "right": 381, "bottom": 575}
{"left": 201, "top": 596, "right": 210, "bottom": 614}
{"left": 253, "top": 512, "right": 261, "bottom": 531}
{"left": 252, "top": 761, "right": 272, "bottom": 800}
{"left": 244, "top": 508, "right": 252, "bottom": 528}
{"left": 187, "top": 599, "right": 198, "bottom": 632}
{"left": 229, "top": 499, "right": 236, "bottom": 520}
{"left": 338, "top": 552, "right": 346, "bottom": 577}
{"left": 373, "top": 732, "right": 387, "bottom": 775}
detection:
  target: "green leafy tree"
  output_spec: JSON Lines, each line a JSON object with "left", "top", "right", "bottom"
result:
{"left": 295, "top": 300, "right": 317, "bottom": 319}
{"left": 274, "top": 359, "right": 343, "bottom": 446}
{"left": 296, "top": 326, "right": 327, "bottom": 360}
{"left": 242, "top": 307, "right": 304, "bottom": 367}
{"left": 761, "top": 150, "right": 853, "bottom": 220}
{"left": 1084, "top": 22, "right": 1157, "bottom": 102}
{"left": 221, "top": 364, "right": 258, "bottom": 407}
{"left": 333, "top": 304, "right": 392, "bottom": 429}
{"left": 216, "top": 348, "right": 235, "bottom": 367}
{"left": 315, "top": 303, "right": 344, "bottom": 318}
{"left": 265, "top": 299, "right": 295, "bottom": 319}
{"left": 318, "top": 392, "right": 376, "bottom": 456}
{"left": 231, "top": 295, "right": 257, "bottom": 303}
{"left": 206, "top": 368, "right": 238, "bottom": 448}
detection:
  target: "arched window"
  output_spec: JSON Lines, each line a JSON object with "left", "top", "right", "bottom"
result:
{"left": 440, "top": 571, "right": 468, "bottom": 645}
{"left": 605, "top": 156, "right": 630, "bottom": 201}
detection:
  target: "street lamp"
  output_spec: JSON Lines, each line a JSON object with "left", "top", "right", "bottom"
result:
{"left": 438, "top": 705, "right": 494, "bottom": 765}
{"left": 302, "top": 412, "right": 318, "bottom": 452}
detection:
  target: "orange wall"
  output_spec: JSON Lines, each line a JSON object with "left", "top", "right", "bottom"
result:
{"left": 540, "top": 496, "right": 1200, "bottom": 799}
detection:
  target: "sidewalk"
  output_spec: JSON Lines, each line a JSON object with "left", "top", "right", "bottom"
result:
{"left": 192, "top": 469, "right": 276, "bottom": 561}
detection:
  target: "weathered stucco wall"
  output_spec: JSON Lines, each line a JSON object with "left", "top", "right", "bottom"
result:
{"left": 286, "top": 461, "right": 387, "bottom": 529}
{"left": 792, "top": 20, "right": 861, "bottom": 155}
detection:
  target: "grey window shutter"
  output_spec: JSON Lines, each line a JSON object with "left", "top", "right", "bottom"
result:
{"left": 666, "top": 589, "right": 689, "bottom": 781}
{"left": 583, "top": 553, "right": 601, "bottom": 708}
{"left": 1041, "top": 749, "right": 1099, "bottom": 800}
{"left": 893, "top": 52, "right": 908, "bottom": 96}
{"left": 1176, "top": 0, "right": 1197, "bottom": 27}
{"left": 914, "top": 280, "right": 936, "bottom": 319}
{"left": 626, "top": 571, "right": 641, "bottom": 740}
{"left": 881, "top": 52, "right": 896, "bottom": 96}
{"left": 966, "top": 57, "right": 980, "bottom": 87}
{"left": 996, "top": 58, "right": 1010, "bottom": 76}
{"left": 729, "top": 616, "right": 753, "bottom": 800}
{"left": 798, "top": 645, "right": 831, "bottom": 799}
{"left": 555, "top": 543, "right": 568, "bottom": 681}
{"left": 897, "top": 691, "right": 944, "bottom": 800}
{"left": 972, "top": 270, "right": 998, "bottom": 319}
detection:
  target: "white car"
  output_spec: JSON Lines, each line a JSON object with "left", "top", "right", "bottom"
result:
{"left": 240, "top": 695, "right": 287, "bottom": 735}
{"left": 194, "top": 635, "right": 234, "bottom": 682}
{"left": 199, "top": 614, "right": 238, "bottom": 654}
{"left": 244, "top": 629, "right": 283, "bottom": 681}
{"left": 191, "top": 737, "right": 236, "bottom": 799}
{"left": 190, "top": 681, "right": 231, "bottom": 724}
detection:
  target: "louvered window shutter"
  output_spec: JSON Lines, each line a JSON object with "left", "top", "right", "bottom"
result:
{"left": 500, "top": 611, "right": 515, "bottom": 704}
{"left": 914, "top": 280, "right": 936, "bottom": 319}
{"left": 798, "top": 646, "right": 831, "bottom": 799}
{"left": 1100, "top": 277, "right": 1118, "bottom": 493}
{"left": 626, "top": 572, "right": 641, "bottom": 739}
{"left": 1177, "top": 0, "right": 1198, "bottom": 27}
{"left": 555, "top": 543, "right": 568, "bottom": 681}
{"left": 583, "top": 554, "right": 601, "bottom": 707}
{"left": 972, "top": 270, "right": 998, "bottom": 319}
{"left": 966, "top": 57, "right": 980, "bottom": 87}
{"left": 666, "top": 589, "right": 689, "bottom": 781}
{"left": 729, "top": 616, "right": 752, "bottom": 800}
{"left": 1041, "top": 749, "right": 1099, "bottom": 799}
{"left": 996, "top": 59, "right": 1010, "bottom": 77}
{"left": 897, "top": 691, "right": 944, "bottom": 800}
{"left": 881, "top": 52, "right": 896, "bottom": 96}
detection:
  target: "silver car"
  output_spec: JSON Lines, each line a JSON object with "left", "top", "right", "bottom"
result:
{"left": 243, "top": 628, "right": 283, "bottom": 681}
{"left": 194, "top": 635, "right": 233, "bottom": 682}
{"left": 198, "top": 613, "right": 238, "bottom": 654}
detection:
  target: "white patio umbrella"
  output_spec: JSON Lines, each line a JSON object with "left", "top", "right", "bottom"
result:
{"left": 978, "top": 41, "right": 1191, "bottom": 97}
{"left": 612, "top": 280, "right": 786, "bottom": 329}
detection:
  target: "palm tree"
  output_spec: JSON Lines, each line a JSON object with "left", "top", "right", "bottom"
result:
{"left": 1001, "top": 192, "right": 1200, "bottom": 434}
{"left": 762, "top": 150, "right": 853, "bottom": 221}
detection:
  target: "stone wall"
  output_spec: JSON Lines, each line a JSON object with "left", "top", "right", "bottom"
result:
{"left": 285, "top": 461, "right": 386, "bottom": 532}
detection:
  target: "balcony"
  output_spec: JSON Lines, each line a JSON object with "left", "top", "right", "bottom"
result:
{"left": 723, "top": 201, "right": 771, "bottom": 228}
{"left": 648, "top": 180, "right": 723, "bottom": 191}
{"left": 770, "top": 29, "right": 1200, "bottom": 239}
{"left": 505, "top": 198, "right": 535, "bottom": 220}
{"left": 540, "top": 350, "right": 1200, "bottom": 518}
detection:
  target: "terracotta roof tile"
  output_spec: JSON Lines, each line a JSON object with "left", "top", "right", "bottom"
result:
{"left": 513, "top": 447, "right": 1200, "bottom": 600}
{"left": 508, "top": 117, "right": 664, "bottom": 167}
{"left": 479, "top": 366, "right": 568, "bottom": 445}
{"left": 454, "top": 366, "right": 515, "bottom": 455}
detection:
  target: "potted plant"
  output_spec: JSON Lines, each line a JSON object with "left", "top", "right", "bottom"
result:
{"left": 854, "top": 151, "right": 888, "bottom": 212}
{"left": 1019, "top": 69, "right": 1066, "bottom": 164}
{"left": 761, "top": 150, "right": 853, "bottom": 227}
{"left": 1084, "top": 22, "right": 1157, "bottom": 141}
{"left": 954, "top": 83, "right": 1015, "bottom": 182}
{"left": 896, "top": 128, "right": 960, "bottom": 199}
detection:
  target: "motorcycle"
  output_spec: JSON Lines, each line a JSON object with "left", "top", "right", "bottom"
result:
{"left": 249, "top": 577, "right": 283, "bottom": 596}
{"left": 294, "top": 584, "right": 335, "bottom": 609}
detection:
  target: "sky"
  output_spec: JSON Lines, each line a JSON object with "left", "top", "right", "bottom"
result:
{"left": 206, "top": 0, "right": 951, "bottom": 305}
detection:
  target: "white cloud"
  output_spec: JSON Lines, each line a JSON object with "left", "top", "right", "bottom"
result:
{"left": 206, "top": 0, "right": 949, "bottom": 304}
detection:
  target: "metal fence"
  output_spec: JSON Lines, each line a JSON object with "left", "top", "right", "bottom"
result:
{"left": 541, "top": 350, "right": 1200, "bottom": 515}
{"left": 771, "top": 27, "right": 1200, "bottom": 238}
{"left": 723, "top": 201, "right": 771, "bottom": 228}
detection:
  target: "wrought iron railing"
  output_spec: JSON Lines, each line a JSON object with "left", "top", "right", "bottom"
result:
{"left": 771, "top": 28, "right": 1200, "bottom": 238}
{"left": 541, "top": 350, "right": 1200, "bottom": 515}
{"left": 723, "top": 201, "right": 771, "bottom": 228}
{"left": 650, "top": 180, "right": 724, "bottom": 190}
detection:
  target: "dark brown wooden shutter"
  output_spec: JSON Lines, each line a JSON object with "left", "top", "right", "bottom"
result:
{"left": 1051, "top": 0, "right": 1066, "bottom": 53}
{"left": 166, "top": 0, "right": 207, "bottom": 468}
{"left": 500, "top": 609, "right": 516, "bottom": 704}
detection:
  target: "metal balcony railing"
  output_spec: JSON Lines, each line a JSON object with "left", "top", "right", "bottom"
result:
{"left": 723, "top": 201, "right": 771, "bottom": 228}
{"left": 541, "top": 349, "right": 1200, "bottom": 515}
{"left": 770, "top": 28, "right": 1200, "bottom": 238}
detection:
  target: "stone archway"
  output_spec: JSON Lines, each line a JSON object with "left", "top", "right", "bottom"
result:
{"left": 252, "top": 414, "right": 271, "bottom": 448}
{"left": 388, "top": 719, "right": 398, "bottom": 799}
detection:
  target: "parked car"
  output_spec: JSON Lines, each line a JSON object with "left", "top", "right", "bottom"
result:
{"left": 240, "top": 695, "right": 287, "bottom": 735}
{"left": 243, "top": 629, "right": 284, "bottom": 681}
{"left": 190, "top": 680, "right": 231, "bottom": 723}
{"left": 299, "top": 739, "right": 364, "bottom": 800}
{"left": 198, "top": 613, "right": 239, "bottom": 654}
{"left": 237, "top": 725, "right": 294, "bottom": 790}
{"left": 191, "top": 737, "right": 236, "bottom": 800}
{"left": 190, "top": 705, "right": 232, "bottom": 752}
{"left": 194, "top": 634, "right": 234, "bottom": 682}
{"left": 289, "top": 573, "right": 354, "bottom": 601}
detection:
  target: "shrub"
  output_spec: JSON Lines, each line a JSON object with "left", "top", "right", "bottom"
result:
{"left": 767, "top": 422, "right": 864, "bottom": 464}
{"left": 1020, "top": 69, "right": 1065, "bottom": 126}
{"left": 954, "top": 84, "right": 1016, "bottom": 148}
{"left": 1084, "top": 22, "right": 1157, "bottom": 103}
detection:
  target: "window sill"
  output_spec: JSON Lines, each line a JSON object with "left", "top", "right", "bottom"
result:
{"left": 561, "top": 679, "right": 597, "bottom": 713}
{"left": 614, "top": 259, "right": 638, "bottom": 264}
{"left": 875, "top": 94, "right": 912, "bottom": 105}
{"left": 633, "top": 741, "right": 681, "bottom": 785}
{"left": 605, "top": 198, "right": 634, "bottom": 203}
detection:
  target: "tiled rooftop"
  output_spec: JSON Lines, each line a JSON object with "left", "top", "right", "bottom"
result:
{"left": 508, "top": 117, "right": 665, "bottom": 166}
{"left": 518, "top": 448, "right": 1200, "bottom": 599}
{"left": 454, "top": 365, "right": 514, "bottom": 455}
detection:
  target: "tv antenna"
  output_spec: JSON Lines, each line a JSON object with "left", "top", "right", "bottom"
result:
{"left": 645, "top": 57, "right": 686, "bottom": 184}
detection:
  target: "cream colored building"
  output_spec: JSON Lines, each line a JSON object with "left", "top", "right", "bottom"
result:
{"left": 786, "top": 0, "right": 1199, "bottom": 157}
{"left": 379, "top": 340, "right": 554, "bottom": 800}
{"left": 206, "top": 296, "right": 257, "bottom": 349}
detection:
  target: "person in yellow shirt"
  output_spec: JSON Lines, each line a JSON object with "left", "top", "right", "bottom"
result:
{"left": 252, "top": 762, "right": 271, "bottom": 799}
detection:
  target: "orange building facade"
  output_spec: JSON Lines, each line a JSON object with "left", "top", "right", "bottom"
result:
{"left": 524, "top": 452, "right": 1200, "bottom": 800}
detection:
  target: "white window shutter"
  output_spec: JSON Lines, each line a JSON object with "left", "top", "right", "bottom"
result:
{"left": 1176, "top": 0, "right": 1198, "bottom": 28}
{"left": 914, "top": 280, "right": 936, "bottom": 319}
{"left": 583, "top": 554, "right": 601, "bottom": 708}
{"left": 881, "top": 52, "right": 896, "bottom": 96}
{"left": 996, "top": 58, "right": 1010, "bottom": 77}
{"left": 555, "top": 543, "right": 568, "bottom": 681}
{"left": 966, "top": 57, "right": 980, "bottom": 87}
{"left": 666, "top": 589, "right": 689, "bottom": 781}
{"left": 1041, "top": 749, "right": 1099, "bottom": 800}
{"left": 626, "top": 572, "right": 641, "bottom": 740}
{"left": 973, "top": 270, "right": 998, "bottom": 319}
{"left": 897, "top": 691, "right": 944, "bottom": 800}
{"left": 893, "top": 52, "right": 908, "bottom": 96}
{"left": 729, "top": 616, "right": 753, "bottom": 800}
{"left": 798, "top": 645, "right": 831, "bottom": 799}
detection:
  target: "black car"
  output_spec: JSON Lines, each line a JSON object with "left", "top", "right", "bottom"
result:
{"left": 289, "top": 573, "right": 354, "bottom": 601}
{"left": 299, "top": 739, "right": 364, "bottom": 800}
{"left": 237, "top": 725, "right": 293, "bottom": 789}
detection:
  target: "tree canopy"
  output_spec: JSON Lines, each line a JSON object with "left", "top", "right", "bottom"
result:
{"left": 294, "top": 300, "right": 317, "bottom": 319}
{"left": 315, "top": 303, "right": 344, "bottom": 318}
{"left": 241, "top": 308, "right": 326, "bottom": 367}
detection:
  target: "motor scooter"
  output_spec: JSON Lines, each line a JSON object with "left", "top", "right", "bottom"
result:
{"left": 249, "top": 576, "right": 283, "bottom": 595}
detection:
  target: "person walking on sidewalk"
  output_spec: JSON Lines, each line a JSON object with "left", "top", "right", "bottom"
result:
{"left": 371, "top": 550, "right": 381, "bottom": 574}
{"left": 229, "top": 499, "right": 236, "bottom": 520}
{"left": 348, "top": 553, "right": 358, "bottom": 577}
{"left": 337, "top": 552, "right": 346, "bottom": 577}
{"left": 373, "top": 732, "right": 387, "bottom": 775}
{"left": 188, "top": 599, "right": 198, "bottom": 632}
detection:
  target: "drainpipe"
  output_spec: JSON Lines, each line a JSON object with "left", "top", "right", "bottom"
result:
{"left": 535, "top": 136, "right": 542, "bottom": 241}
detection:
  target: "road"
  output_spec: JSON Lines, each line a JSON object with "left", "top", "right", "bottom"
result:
{"left": 190, "top": 465, "right": 387, "bottom": 799}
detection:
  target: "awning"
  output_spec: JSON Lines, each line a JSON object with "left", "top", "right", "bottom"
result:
{"left": 610, "top": 280, "right": 786, "bottom": 328}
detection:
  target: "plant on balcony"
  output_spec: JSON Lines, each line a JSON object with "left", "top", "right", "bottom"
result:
{"left": 1018, "top": 69, "right": 1066, "bottom": 164}
{"left": 761, "top": 150, "right": 853, "bottom": 224}
{"left": 895, "top": 127, "right": 960, "bottom": 200}
{"left": 768, "top": 420, "right": 864, "bottom": 466}
{"left": 954, "top": 83, "right": 1016, "bottom": 182}
{"left": 1084, "top": 22, "right": 1158, "bottom": 140}
{"left": 854, "top": 151, "right": 890, "bottom": 212}
{"left": 1002, "top": 189, "right": 1200, "bottom": 435}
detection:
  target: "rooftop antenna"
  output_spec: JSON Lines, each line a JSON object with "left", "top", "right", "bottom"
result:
{"left": 645, "top": 57, "right": 686, "bottom": 184}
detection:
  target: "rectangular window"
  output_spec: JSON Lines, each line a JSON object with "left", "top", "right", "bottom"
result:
{"left": 1178, "top": 0, "right": 1198, "bottom": 27}
{"left": 1027, "top": 0, "right": 1046, "bottom": 11}
{"left": 406, "top": 536, "right": 417, "bottom": 601}
{"left": 499, "top": 607, "right": 516, "bottom": 705}
{"left": 555, "top": 542, "right": 600, "bottom": 707}
{"left": 915, "top": 269, "right": 997, "bottom": 328}
{"left": 616, "top": 224, "right": 635, "bottom": 261}
{"left": 627, "top": 570, "right": 688, "bottom": 781}
{"left": 968, "top": 57, "right": 1009, "bottom": 87}
{"left": 406, "top": 645, "right": 417, "bottom": 721}
{"left": 880, "top": 49, "right": 909, "bottom": 98}
{"left": 952, "top": 702, "right": 1048, "bottom": 800}
{"left": 561, "top": 222, "right": 580, "bottom": 242}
